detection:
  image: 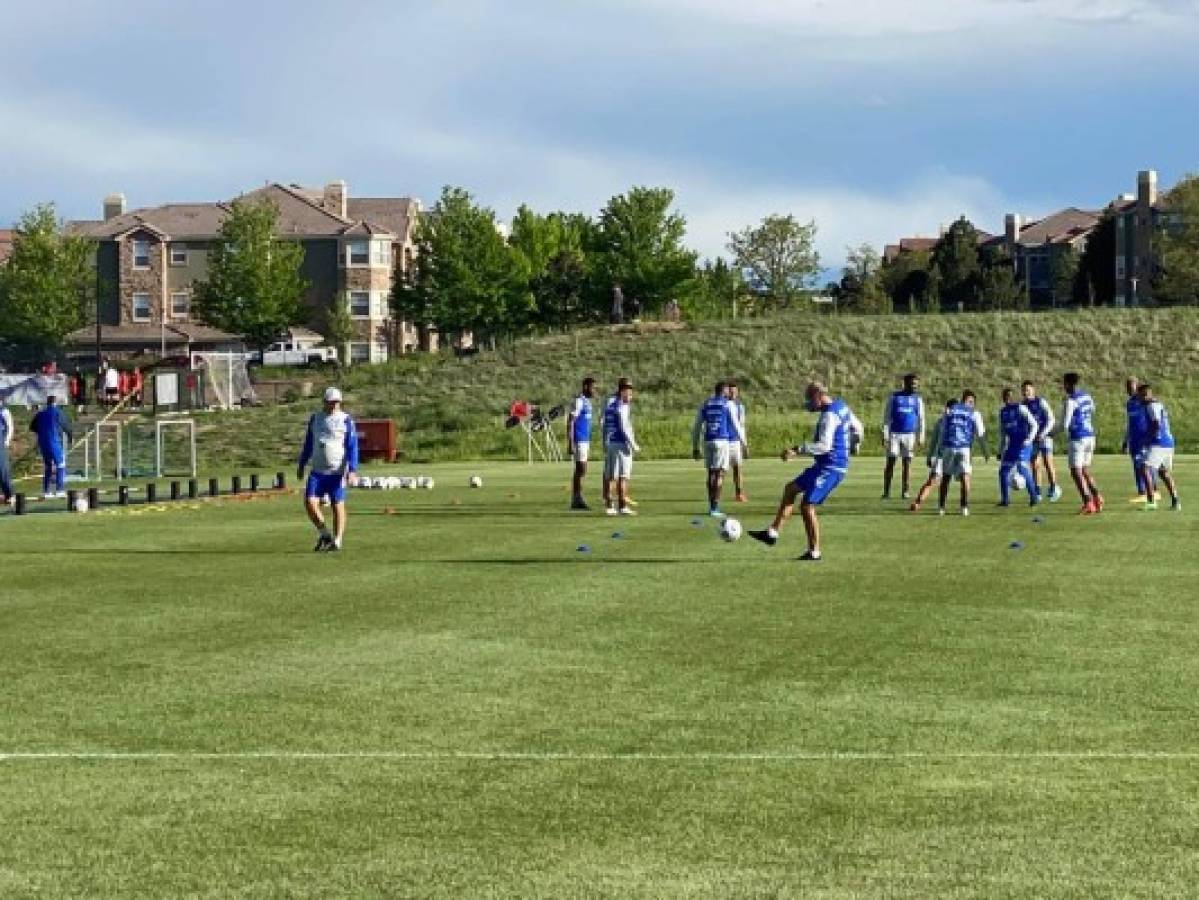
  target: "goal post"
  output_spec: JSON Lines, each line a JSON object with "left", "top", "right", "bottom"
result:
{"left": 155, "top": 418, "right": 197, "bottom": 478}
{"left": 192, "top": 352, "right": 257, "bottom": 411}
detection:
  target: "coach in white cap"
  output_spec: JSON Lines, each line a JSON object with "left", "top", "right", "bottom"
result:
{"left": 297, "top": 387, "right": 359, "bottom": 551}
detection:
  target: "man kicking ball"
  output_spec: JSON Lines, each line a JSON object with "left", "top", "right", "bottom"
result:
{"left": 1136, "top": 383, "right": 1181, "bottom": 512}
{"left": 749, "top": 382, "right": 863, "bottom": 561}
{"left": 297, "top": 387, "right": 359, "bottom": 551}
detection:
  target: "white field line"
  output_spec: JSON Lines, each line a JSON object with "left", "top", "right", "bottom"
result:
{"left": 2, "top": 750, "right": 1199, "bottom": 762}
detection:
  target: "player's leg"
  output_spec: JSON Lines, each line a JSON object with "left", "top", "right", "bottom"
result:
{"left": 40, "top": 451, "right": 53, "bottom": 497}
{"left": 1159, "top": 465, "right": 1179, "bottom": 507}
{"left": 1019, "top": 458, "right": 1039, "bottom": 505}
{"left": 1141, "top": 462, "right": 1157, "bottom": 506}
{"left": 799, "top": 501, "right": 821, "bottom": 559}
{"left": 571, "top": 459, "right": 586, "bottom": 509}
{"left": 749, "top": 479, "right": 802, "bottom": 546}
{"left": 937, "top": 471, "right": 952, "bottom": 512}
{"left": 330, "top": 502, "right": 347, "bottom": 549}
{"left": 998, "top": 462, "right": 1013, "bottom": 506}
{"left": 959, "top": 472, "right": 971, "bottom": 514}
{"left": 304, "top": 475, "right": 333, "bottom": 550}
{"left": 1132, "top": 451, "right": 1148, "bottom": 497}
{"left": 882, "top": 454, "right": 896, "bottom": 499}
{"left": 911, "top": 473, "right": 936, "bottom": 511}
{"left": 900, "top": 456, "right": 913, "bottom": 498}
{"left": 54, "top": 448, "right": 66, "bottom": 495}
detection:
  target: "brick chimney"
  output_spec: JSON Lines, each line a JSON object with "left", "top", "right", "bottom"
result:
{"left": 103, "top": 193, "right": 126, "bottom": 221}
{"left": 1137, "top": 169, "right": 1158, "bottom": 210}
{"left": 1005, "top": 213, "right": 1023, "bottom": 250}
{"left": 323, "top": 180, "right": 347, "bottom": 219}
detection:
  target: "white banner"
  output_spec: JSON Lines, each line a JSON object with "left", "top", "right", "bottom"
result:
{"left": 0, "top": 374, "right": 69, "bottom": 408}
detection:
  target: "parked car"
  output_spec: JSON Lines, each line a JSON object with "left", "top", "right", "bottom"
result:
{"left": 249, "top": 340, "right": 338, "bottom": 367}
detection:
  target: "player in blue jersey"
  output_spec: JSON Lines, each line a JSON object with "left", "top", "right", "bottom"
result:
{"left": 935, "top": 390, "right": 988, "bottom": 516}
{"left": 566, "top": 376, "right": 597, "bottom": 511}
{"left": 1021, "top": 381, "right": 1061, "bottom": 502}
{"left": 691, "top": 381, "right": 746, "bottom": 517}
{"left": 996, "top": 387, "right": 1041, "bottom": 507}
{"left": 1136, "top": 383, "right": 1181, "bottom": 511}
{"left": 1056, "top": 372, "right": 1104, "bottom": 515}
{"left": 297, "top": 387, "right": 359, "bottom": 551}
{"left": 748, "top": 382, "right": 863, "bottom": 561}
{"left": 727, "top": 382, "right": 749, "bottom": 503}
{"left": 909, "top": 399, "right": 955, "bottom": 512}
{"left": 1121, "top": 377, "right": 1153, "bottom": 503}
{"left": 880, "top": 373, "right": 925, "bottom": 500}
{"left": 602, "top": 378, "right": 640, "bottom": 517}
{"left": 28, "top": 394, "right": 73, "bottom": 499}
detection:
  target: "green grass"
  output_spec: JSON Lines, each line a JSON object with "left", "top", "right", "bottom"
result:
{"left": 2, "top": 456, "right": 1197, "bottom": 897}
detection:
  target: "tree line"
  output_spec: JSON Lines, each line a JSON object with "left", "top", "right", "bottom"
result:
{"left": 2, "top": 176, "right": 1198, "bottom": 364}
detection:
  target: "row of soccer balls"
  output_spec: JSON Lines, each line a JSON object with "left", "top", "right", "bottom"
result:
{"left": 354, "top": 475, "right": 485, "bottom": 491}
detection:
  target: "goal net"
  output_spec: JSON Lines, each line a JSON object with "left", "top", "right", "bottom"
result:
{"left": 192, "top": 352, "right": 256, "bottom": 410}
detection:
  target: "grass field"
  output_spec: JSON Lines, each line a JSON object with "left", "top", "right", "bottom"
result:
{"left": 2, "top": 456, "right": 1197, "bottom": 897}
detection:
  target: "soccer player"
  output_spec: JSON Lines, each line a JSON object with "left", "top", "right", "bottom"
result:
{"left": 297, "top": 387, "right": 359, "bottom": 551}
{"left": 880, "top": 373, "right": 925, "bottom": 500}
{"left": 1122, "top": 376, "right": 1152, "bottom": 502}
{"left": 691, "top": 382, "right": 745, "bottom": 517}
{"left": 1136, "top": 383, "right": 1181, "bottom": 511}
{"left": 935, "top": 390, "right": 988, "bottom": 516}
{"left": 1056, "top": 372, "right": 1103, "bottom": 515}
{"left": 909, "top": 399, "right": 955, "bottom": 512}
{"left": 997, "top": 387, "right": 1041, "bottom": 507}
{"left": 29, "top": 394, "right": 73, "bottom": 499}
{"left": 1022, "top": 381, "right": 1061, "bottom": 502}
{"left": 566, "top": 376, "right": 596, "bottom": 511}
{"left": 0, "top": 398, "right": 14, "bottom": 506}
{"left": 602, "top": 378, "right": 640, "bottom": 517}
{"left": 748, "top": 382, "right": 863, "bottom": 561}
{"left": 727, "top": 382, "right": 749, "bottom": 502}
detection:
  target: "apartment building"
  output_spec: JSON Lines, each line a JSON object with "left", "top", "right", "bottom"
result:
{"left": 67, "top": 181, "right": 422, "bottom": 363}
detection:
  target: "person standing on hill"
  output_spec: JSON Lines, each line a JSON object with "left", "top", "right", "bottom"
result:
{"left": 297, "top": 387, "right": 359, "bottom": 552}
{"left": 566, "top": 376, "right": 596, "bottom": 511}
{"left": 1136, "top": 383, "right": 1181, "bottom": 512}
{"left": 1056, "top": 372, "right": 1103, "bottom": 515}
{"left": 29, "top": 394, "right": 73, "bottom": 499}
{"left": 1022, "top": 381, "right": 1061, "bottom": 502}
{"left": 1122, "top": 376, "right": 1152, "bottom": 503}
{"left": 748, "top": 382, "right": 863, "bottom": 562}
{"left": 602, "top": 378, "right": 640, "bottom": 517}
{"left": 880, "top": 373, "right": 925, "bottom": 501}
{"left": 727, "top": 382, "right": 749, "bottom": 502}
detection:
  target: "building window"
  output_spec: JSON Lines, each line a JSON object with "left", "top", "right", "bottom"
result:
{"left": 132, "top": 240, "right": 151, "bottom": 269}
{"left": 132, "top": 293, "right": 152, "bottom": 322}
{"left": 347, "top": 241, "right": 369, "bottom": 266}
{"left": 373, "top": 241, "right": 392, "bottom": 267}
{"left": 169, "top": 244, "right": 187, "bottom": 266}
{"left": 1116, "top": 256, "right": 1126, "bottom": 280}
{"left": 373, "top": 333, "right": 390, "bottom": 363}
{"left": 170, "top": 291, "right": 190, "bottom": 318}
{"left": 349, "top": 342, "right": 370, "bottom": 364}
{"left": 348, "top": 291, "right": 371, "bottom": 318}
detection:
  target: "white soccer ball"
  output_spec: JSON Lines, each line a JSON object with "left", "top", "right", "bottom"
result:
{"left": 720, "top": 517, "right": 743, "bottom": 542}
{"left": 73, "top": 496, "right": 90, "bottom": 513}
{"left": 401, "top": 477, "right": 417, "bottom": 490}
{"left": 469, "top": 475, "right": 483, "bottom": 488}
{"left": 356, "top": 477, "right": 371, "bottom": 490}
{"left": 1009, "top": 471, "right": 1027, "bottom": 492}
{"left": 422, "top": 477, "right": 435, "bottom": 490}
{"left": 372, "top": 477, "right": 386, "bottom": 490}
{"left": 387, "top": 476, "right": 403, "bottom": 490}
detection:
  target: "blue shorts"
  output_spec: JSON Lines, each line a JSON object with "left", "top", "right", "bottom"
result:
{"left": 793, "top": 465, "right": 845, "bottom": 506}
{"left": 306, "top": 471, "right": 347, "bottom": 503}
{"left": 1002, "top": 447, "right": 1033, "bottom": 466}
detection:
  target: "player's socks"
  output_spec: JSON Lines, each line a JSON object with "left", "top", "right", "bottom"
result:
{"left": 961, "top": 507, "right": 970, "bottom": 517}
{"left": 1049, "top": 485, "right": 1062, "bottom": 502}
{"left": 1171, "top": 497, "right": 1182, "bottom": 511}
{"left": 937, "top": 507, "right": 946, "bottom": 516}
{"left": 748, "top": 528, "right": 778, "bottom": 547}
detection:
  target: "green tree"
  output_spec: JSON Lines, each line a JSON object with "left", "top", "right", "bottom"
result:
{"left": 880, "top": 249, "right": 933, "bottom": 313}
{"left": 0, "top": 203, "right": 94, "bottom": 360}
{"left": 193, "top": 198, "right": 308, "bottom": 350}
{"left": 595, "top": 187, "right": 698, "bottom": 316}
{"left": 1154, "top": 174, "right": 1199, "bottom": 305}
{"left": 977, "top": 261, "right": 1028, "bottom": 311}
{"left": 508, "top": 207, "right": 593, "bottom": 329}
{"left": 393, "top": 187, "right": 530, "bottom": 345}
{"left": 727, "top": 214, "right": 820, "bottom": 309}
{"left": 1078, "top": 211, "right": 1117, "bottom": 306}
{"left": 929, "top": 217, "right": 982, "bottom": 310}
{"left": 1049, "top": 245, "right": 1082, "bottom": 308}
{"left": 835, "top": 243, "right": 891, "bottom": 313}
{"left": 321, "top": 295, "right": 356, "bottom": 368}
{"left": 689, "top": 257, "right": 744, "bottom": 320}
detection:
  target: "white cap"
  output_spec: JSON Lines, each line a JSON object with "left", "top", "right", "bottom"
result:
{"left": 323, "top": 387, "right": 343, "bottom": 403}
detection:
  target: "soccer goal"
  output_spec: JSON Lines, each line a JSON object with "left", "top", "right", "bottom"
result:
{"left": 192, "top": 352, "right": 257, "bottom": 410}
{"left": 119, "top": 418, "right": 197, "bottom": 478}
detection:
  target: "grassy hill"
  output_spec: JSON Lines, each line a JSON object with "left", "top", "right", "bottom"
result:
{"left": 10, "top": 308, "right": 1197, "bottom": 476}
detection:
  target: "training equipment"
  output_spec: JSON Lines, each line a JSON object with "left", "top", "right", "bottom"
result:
{"left": 506, "top": 400, "right": 565, "bottom": 464}
{"left": 1009, "top": 471, "right": 1027, "bottom": 492}
{"left": 469, "top": 475, "right": 483, "bottom": 488}
{"left": 720, "top": 518, "right": 743, "bottom": 542}
{"left": 192, "top": 352, "right": 257, "bottom": 410}
{"left": 72, "top": 496, "right": 89, "bottom": 513}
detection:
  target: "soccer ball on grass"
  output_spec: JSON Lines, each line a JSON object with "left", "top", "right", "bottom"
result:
{"left": 719, "top": 518, "right": 743, "bottom": 542}
{"left": 469, "top": 475, "right": 483, "bottom": 488}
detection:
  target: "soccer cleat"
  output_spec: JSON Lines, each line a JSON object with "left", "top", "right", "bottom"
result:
{"left": 937, "top": 507, "right": 946, "bottom": 516}
{"left": 1049, "top": 485, "right": 1062, "bottom": 502}
{"left": 908, "top": 501, "right": 921, "bottom": 512}
{"left": 605, "top": 507, "right": 618, "bottom": 517}
{"left": 327, "top": 539, "right": 342, "bottom": 552}
{"left": 624, "top": 497, "right": 639, "bottom": 508}
{"left": 570, "top": 498, "right": 590, "bottom": 511}
{"left": 996, "top": 501, "right": 1010, "bottom": 508}
{"left": 880, "top": 492, "right": 890, "bottom": 501}
{"left": 708, "top": 508, "right": 724, "bottom": 518}
{"left": 901, "top": 490, "right": 911, "bottom": 500}
{"left": 313, "top": 534, "right": 331, "bottom": 552}
{"left": 961, "top": 507, "right": 970, "bottom": 517}
{"left": 1095, "top": 494, "right": 1105, "bottom": 512}
{"left": 1079, "top": 501, "right": 1097, "bottom": 516}
{"left": 1143, "top": 501, "right": 1158, "bottom": 511}
{"left": 618, "top": 507, "right": 637, "bottom": 517}
{"left": 747, "top": 529, "right": 778, "bottom": 547}
{"left": 797, "top": 550, "right": 823, "bottom": 562}
{"left": 1130, "top": 494, "right": 1149, "bottom": 504}
{"left": 1172, "top": 497, "right": 1182, "bottom": 511}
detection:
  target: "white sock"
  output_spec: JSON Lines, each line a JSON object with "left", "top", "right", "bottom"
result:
{"left": 767, "top": 527, "right": 779, "bottom": 539}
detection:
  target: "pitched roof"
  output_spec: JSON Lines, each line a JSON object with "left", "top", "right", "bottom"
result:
{"left": 66, "top": 323, "right": 242, "bottom": 347}
{"left": 1015, "top": 208, "right": 1100, "bottom": 246}
{"left": 347, "top": 198, "right": 418, "bottom": 241}
{"left": 69, "top": 203, "right": 230, "bottom": 240}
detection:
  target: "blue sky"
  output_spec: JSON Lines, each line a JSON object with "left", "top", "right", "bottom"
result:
{"left": 1, "top": 0, "right": 1197, "bottom": 267}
